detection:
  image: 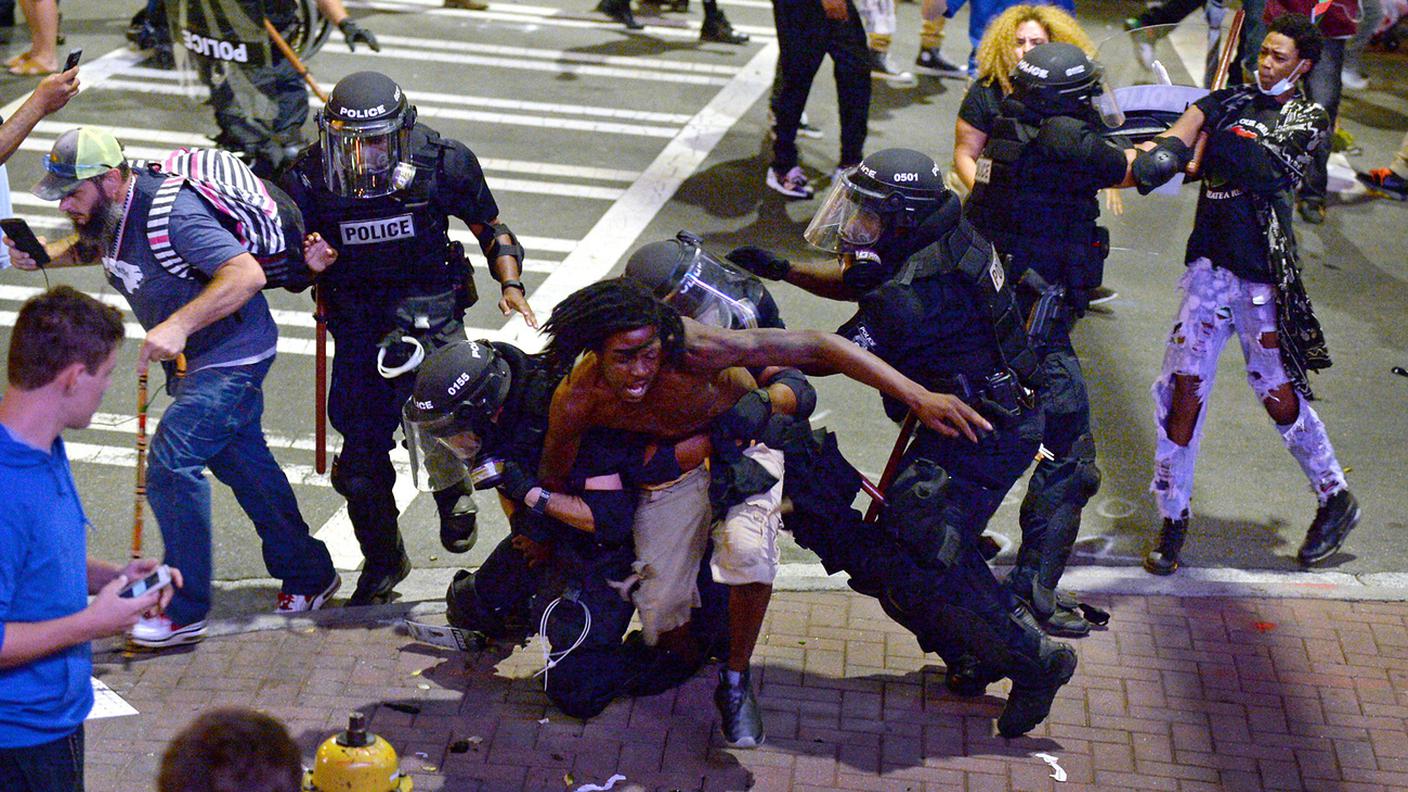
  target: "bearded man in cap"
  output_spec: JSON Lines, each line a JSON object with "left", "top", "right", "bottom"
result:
{"left": 4, "top": 128, "right": 340, "bottom": 649}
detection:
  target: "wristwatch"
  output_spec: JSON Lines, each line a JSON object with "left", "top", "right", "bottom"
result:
{"left": 500, "top": 279, "right": 526, "bottom": 294}
{"left": 529, "top": 489, "right": 552, "bottom": 516}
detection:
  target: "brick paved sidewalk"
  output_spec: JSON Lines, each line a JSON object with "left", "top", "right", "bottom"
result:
{"left": 87, "top": 590, "right": 1408, "bottom": 792}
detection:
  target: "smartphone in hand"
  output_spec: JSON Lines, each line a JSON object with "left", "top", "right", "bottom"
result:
{"left": 119, "top": 566, "right": 173, "bottom": 599}
{"left": 64, "top": 48, "right": 82, "bottom": 72}
{"left": 1, "top": 218, "right": 51, "bottom": 266}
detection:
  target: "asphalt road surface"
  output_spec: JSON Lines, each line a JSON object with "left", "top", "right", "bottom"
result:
{"left": 2, "top": 0, "right": 1405, "bottom": 619}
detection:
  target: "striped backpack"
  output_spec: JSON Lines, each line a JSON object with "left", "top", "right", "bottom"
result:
{"left": 145, "top": 147, "right": 307, "bottom": 289}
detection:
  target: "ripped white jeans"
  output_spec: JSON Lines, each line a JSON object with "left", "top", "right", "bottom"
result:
{"left": 1150, "top": 258, "right": 1346, "bottom": 520}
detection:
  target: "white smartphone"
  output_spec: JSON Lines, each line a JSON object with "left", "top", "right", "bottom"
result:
{"left": 119, "top": 565, "right": 172, "bottom": 599}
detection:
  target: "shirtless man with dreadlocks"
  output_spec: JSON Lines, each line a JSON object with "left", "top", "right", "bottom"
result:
{"left": 530, "top": 277, "right": 988, "bottom": 748}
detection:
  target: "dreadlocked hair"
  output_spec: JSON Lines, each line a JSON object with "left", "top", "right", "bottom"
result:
{"left": 542, "top": 278, "right": 686, "bottom": 370}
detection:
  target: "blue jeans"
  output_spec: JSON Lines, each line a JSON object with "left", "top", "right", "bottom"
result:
{"left": 0, "top": 726, "right": 83, "bottom": 792}
{"left": 146, "top": 357, "right": 335, "bottom": 624}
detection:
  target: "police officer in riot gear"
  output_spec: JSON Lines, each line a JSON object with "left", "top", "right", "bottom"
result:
{"left": 404, "top": 340, "right": 703, "bottom": 719}
{"left": 964, "top": 42, "right": 1185, "bottom": 635}
{"left": 731, "top": 147, "right": 1081, "bottom": 737}
{"left": 281, "top": 70, "right": 537, "bottom": 606}
{"left": 176, "top": 0, "right": 379, "bottom": 177}
{"left": 623, "top": 232, "right": 786, "bottom": 331}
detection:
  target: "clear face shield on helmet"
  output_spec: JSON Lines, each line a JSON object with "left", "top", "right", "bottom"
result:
{"left": 401, "top": 401, "right": 484, "bottom": 493}
{"left": 661, "top": 244, "right": 763, "bottom": 329}
{"left": 319, "top": 115, "right": 412, "bottom": 198}
{"left": 1091, "top": 77, "right": 1126, "bottom": 128}
{"left": 803, "top": 173, "right": 888, "bottom": 254}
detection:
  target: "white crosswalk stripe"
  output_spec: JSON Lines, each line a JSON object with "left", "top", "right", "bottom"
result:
{"left": 345, "top": 0, "right": 777, "bottom": 39}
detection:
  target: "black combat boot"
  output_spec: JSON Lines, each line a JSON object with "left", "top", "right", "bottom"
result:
{"left": 348, "top": 550, "right": 411, "bottom": 607}
{"left": 597, "top": 0, "right": 643, "bottom": 29}
{"left": 1297, "top": 489, "right": 1361, "bottom": 566}
{"left": 1143, "top": 513, "right": 1189, "bottom": 575}
{"left": 997, "top": 639, "right": 1078, "bottom": 737}
{"left": 944, "top": 654, "right": 1001, "bottom": 697}
{"left": 700, "top": 11, "right": 748, "bottom": 43}
{"left": 433, "top": 484, "right": 478, "bottom": 553}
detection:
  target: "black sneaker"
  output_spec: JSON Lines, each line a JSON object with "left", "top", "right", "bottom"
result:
{"left": 1144, "top": 514, "right": 1188, "bottom": 575}
{"left": 597, "top": 0, "right": 643, "bottom": 29}
{"left": 997, "top": 642, "right": 1077, "bottom": 738}
{"left": 700, "top": 12, "right": 748, "bottom": 43}
{"left": 869, "top": 49, "right": 917, "bottom": 87}
{"left": 1087, "top": 285, "right": 1118, "bottom": 306}
{"left": 714, "top": 668, "right": 764, "bottom": 748}
{"left": 1358, "top": 168, "right": 1408, "bottom": 201}
{"left": 914, "top": 46, "right": 965, "bottom": 77}
{"left": 1298, "top": 489, "right": 1361, "bottom": 566}
{"left": 347, "top": 553, "right": 412, "bottom": 607}
{"left": 433, "top": 486, "right": 478, "bottom": 554}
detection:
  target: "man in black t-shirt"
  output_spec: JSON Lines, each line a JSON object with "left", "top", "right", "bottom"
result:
{"left": 1141, "top": 14, "right": 1359, "bottom": 575}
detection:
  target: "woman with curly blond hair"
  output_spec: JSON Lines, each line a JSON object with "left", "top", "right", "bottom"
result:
{"left": 951, "top": 4, "right": 1094, "bottom": 191}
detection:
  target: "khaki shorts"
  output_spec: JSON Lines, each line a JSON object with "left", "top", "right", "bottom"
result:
{"left": 631, "top": 445, "right": 784, "bottom": 644}
{"left": 632, "top": 464, "right": 712, "bottom": 645}
{"left": 710, "top": 445, "right": 783, "bottom": 587}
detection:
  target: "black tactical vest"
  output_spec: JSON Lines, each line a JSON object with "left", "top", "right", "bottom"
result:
{"left": 299, "top": 127, "right": 461, "bottom": 289}
{"left": 967, "top": 112, "right": 1106, "bottom": 292}
{"left": 901, "top": 216, "right": 1043, "bottom": 392}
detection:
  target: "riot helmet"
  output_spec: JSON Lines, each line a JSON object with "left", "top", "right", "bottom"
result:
{"left": 1011, "top": 42, "right": 1124, "bottom": 127}
{"left": 318, "top": 71, "right": 418, "bottom": 198}
{"left": 804, "top": 149, "right": 948, "bottom": 255}
{"left": 623, "top": 231, "right": 766, "bottom": 329}
{"left": 402, "top": 340, "right": 512, "bottom": 472}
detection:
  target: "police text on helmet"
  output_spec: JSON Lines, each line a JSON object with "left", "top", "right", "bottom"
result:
{"left": 1017, "top": 61, "right": 1049, "bottom": 78}
{"left": 340, "top": 104, "right": 388, "bottom": 119}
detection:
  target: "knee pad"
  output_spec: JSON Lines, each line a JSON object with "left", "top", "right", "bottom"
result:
{"left": 329, "top": 454, "right": 393, "bottom": 502}
{"left": 881, "top": 458, "right": 961, "bottom": 569}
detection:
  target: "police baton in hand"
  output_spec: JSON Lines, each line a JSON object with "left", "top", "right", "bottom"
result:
{"left": 265, "top": 20, "right": 330, "bottom": 103}
{"left": 1187, "top": 8, "right": 1244, "bottom": 179}
{"left": 863, "top": 411, "right": 919, "bottom": 524}
{"left": 314, "top": 286, "right": 328, "bottom": 474}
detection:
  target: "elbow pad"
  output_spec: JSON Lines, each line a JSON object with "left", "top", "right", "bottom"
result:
{"left": 479, "top": 221, "right": 525, "bottom": 269}
{"left": 1132, "top": 137, "right": 1192, "bottom": 195}
{"left": 763, "top": 367, "right": 816, "bottom": 419}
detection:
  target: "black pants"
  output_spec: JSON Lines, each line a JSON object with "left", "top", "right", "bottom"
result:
{"left": 0, "top": 726, "right": 83, "bottom": 792}
{"left": 770, "top": 0, "right": 870, "bottom": 173}
{"left": 1011, "top": 335, "right": 1097, "bottom": 615}
{"left": 327, "top": 288, "right": 465, "bottom": 572}
{"left": 783, "top": 417, "right": 1055, "bottom": 684}
{"left": 1300, "top": 38, "right": 1346, "bottom": 203}
{"left": 448, "top": 536, "right": 694, "bottom": 720}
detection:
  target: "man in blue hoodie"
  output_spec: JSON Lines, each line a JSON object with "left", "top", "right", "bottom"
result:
{"left": 0, "top": 287, "right": 179, "bottom": 792}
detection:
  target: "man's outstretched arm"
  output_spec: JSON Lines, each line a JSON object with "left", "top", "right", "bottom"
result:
{"left": 683, "top": 320, "right": 992, "bottom": 441}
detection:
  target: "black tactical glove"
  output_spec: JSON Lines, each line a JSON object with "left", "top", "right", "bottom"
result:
{"left": 710, "top": 388, "right": 772, "bottom": 463}
{"left": 726, "top": 246, "right": 791, "bottom": 281}
{"left": 495, "top": 460, "right": 538, "bottom": 503}
{"left": 340, "top": 19, "right": 381, "bottom": 52}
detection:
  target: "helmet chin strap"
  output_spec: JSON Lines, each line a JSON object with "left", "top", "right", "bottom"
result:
{"left": 1257, "top": 59, "right": 1307, "bottom": 97}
